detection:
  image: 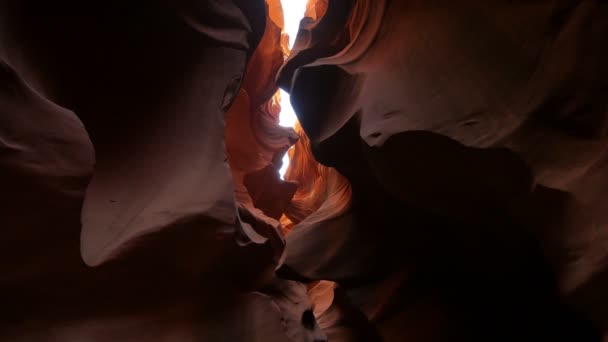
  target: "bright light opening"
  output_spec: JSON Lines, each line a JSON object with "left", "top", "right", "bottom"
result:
{"left": 279, "top": 0, "right": 308, "bottom": 178}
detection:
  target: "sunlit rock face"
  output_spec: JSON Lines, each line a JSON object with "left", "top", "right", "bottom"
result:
{"left": 226, "top": 0, "right": 298, "bottom": 224}
{"left": 1, "top": 0, "right": 608, "bottom": 341}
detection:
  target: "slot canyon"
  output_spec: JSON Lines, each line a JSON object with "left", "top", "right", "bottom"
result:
{"left": 1, "top": 0, "right": 608, "bottom": 340}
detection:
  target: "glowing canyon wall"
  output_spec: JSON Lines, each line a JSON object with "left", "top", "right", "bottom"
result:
{"left": 1, "top": 0, "right": 607, "bottom": 341}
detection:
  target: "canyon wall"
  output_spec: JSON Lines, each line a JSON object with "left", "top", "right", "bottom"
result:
{"left": 278, "top": 1, "right": 608, "bottom": 340}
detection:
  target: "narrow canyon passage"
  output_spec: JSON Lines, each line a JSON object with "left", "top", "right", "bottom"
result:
{"left": 278, "top": 0, "right": 307, "bottom": 177}
{"left": 1, "top": 0, "right": 608, "bottom": 341}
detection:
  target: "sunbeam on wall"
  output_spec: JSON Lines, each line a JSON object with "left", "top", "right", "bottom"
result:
{"left": 278, "top": 0, "right": 308, "bottom": 178}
